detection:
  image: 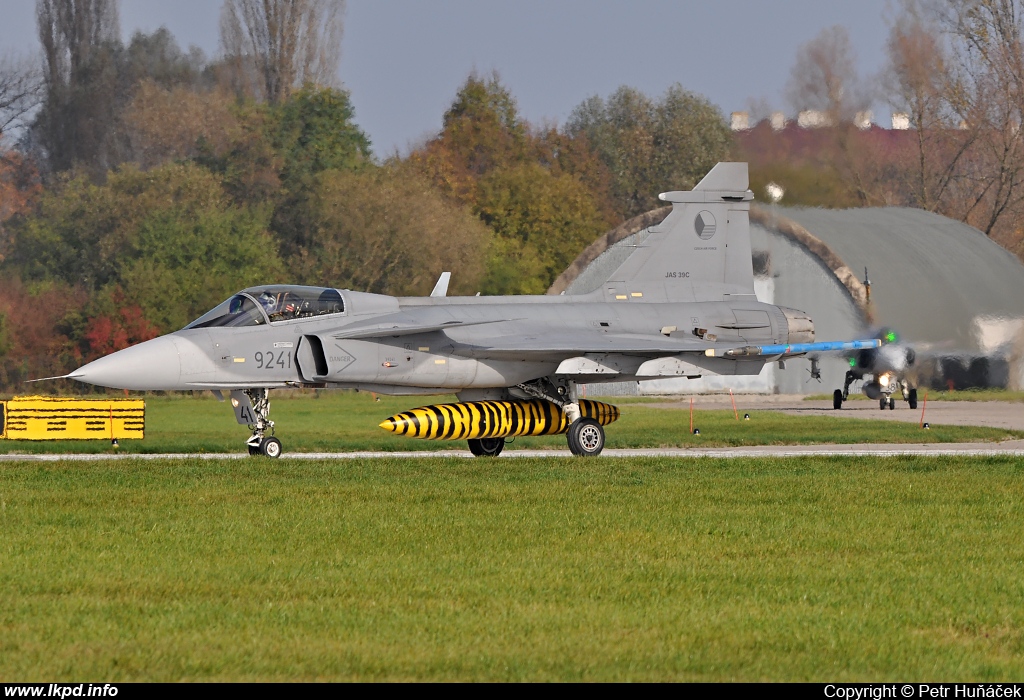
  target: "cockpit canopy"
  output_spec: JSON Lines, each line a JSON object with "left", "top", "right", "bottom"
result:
{"left": 186, "top": 285, "right": 346, "bottom": 329}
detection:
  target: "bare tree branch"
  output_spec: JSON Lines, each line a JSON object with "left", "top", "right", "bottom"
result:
{"left": 34, "top": 0, "right": 122, "bottom": 172}
{"left": 37, "top": 0, "right": 120, "bottom": 91}
{"left": 0, "top": 53, "right": 43, "bottom": 138}
{"left": 786, "top": 25, "right": 871, "bottom": 124}
{"left": 883, "top": 2, "right": 972, "bottom": 211}
{"left": 220, "top": 0, "right": 344, "bottom": 104}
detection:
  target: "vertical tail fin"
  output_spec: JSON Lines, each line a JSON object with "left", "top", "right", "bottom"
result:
{"left": 601, "top": 162, "right": 755, "bottom": 302}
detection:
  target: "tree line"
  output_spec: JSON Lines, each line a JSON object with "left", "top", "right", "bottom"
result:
{"left": 0, "top": 0, "right": 1023, "bottom": 390}
{"left": 0, "top": 0, "right": 732, "bottom": 387}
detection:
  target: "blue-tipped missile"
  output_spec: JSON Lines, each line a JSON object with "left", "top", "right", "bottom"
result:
{"left": 705, "top": 339, "right": 882, "bottom": 358}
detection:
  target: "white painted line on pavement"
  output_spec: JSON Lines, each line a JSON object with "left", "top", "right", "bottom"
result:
{"left": 1, "top": 445, "right": 1023, "bottom": 461}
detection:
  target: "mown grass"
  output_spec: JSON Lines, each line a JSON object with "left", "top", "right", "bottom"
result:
{"left": 918, "top": 389, "right": 1024, "bottom": 402}
{"left": 807, "top": 388, "right": 1024, "bottom": 402}
{"left": 2, "top": 455, "right": 1024, "bottom": 680}
{"left": 0, "top": 391, "right": 1017, "bottom": 455}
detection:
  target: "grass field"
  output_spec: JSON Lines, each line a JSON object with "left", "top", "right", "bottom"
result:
{"left": 807, "top": 389, "right": 1024, "bottom": 402}
{"left": 0, "top": 391, "right": 1017, "bottom": 454}
{"left": 2, "top": 455, "right": 1024, "bottom": 681}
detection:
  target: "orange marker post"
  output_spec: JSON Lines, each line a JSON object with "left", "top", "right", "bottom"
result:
{"left": 729, "top": 389, "right": 739, "bottom": 420}
{"left": 689, "top": 397, "right": 694, "bottom": 434}
{"left": 919, "top": 390, "right": 928, "bottom": 428}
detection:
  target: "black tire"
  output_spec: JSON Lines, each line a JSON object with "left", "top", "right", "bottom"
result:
{"left": 567, "top": 418, "right": 605, "bottom": 457}
{"left": 888, "top": 398, "right": 896, "bottom": 410}
{"left": 259, "top": 436, "right": 282, "bottom": 458}
{"left": 908, "top": 388, "right": 918, "bottom": 410}
{"left": 468, "top": 437, "right": 504, "bottom": 457}
{"left": 833, "top": 389, "right": 843, "bottom": 410}
{"left": 879, "top": 398, "right": 887, "bottom": 410}
{"left": 248, "top": 444, "right": 260, "bottom": 456}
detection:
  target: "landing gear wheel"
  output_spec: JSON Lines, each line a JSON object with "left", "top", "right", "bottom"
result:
{"left": 879, "top": 398, "right": 887, "bottom": 410}
{"left": 468, "top": 437, "right": 504, "bottom": 457}
{"left": 240, "top": 389, "right": 278, "bottom": 458}
{"left": 259, "top": 436, "right": 282, "bottom": 458}
{"left": 908, "top": 388, "right": 918, "bottom": 410}
{"left": 833, "top": 389, "right": 843, "bottom": 410}
{"left": 888, "top": 398, "right": 896, "bottom": 410}
{"left": 567, "top": 418, "right": 605, "bottom": 457}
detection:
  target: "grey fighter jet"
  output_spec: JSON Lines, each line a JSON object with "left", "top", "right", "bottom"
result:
{"left": 833, "top": 328, "right": 920, "bottom": 410}
{"left": 60, "top": 162, "right": 879, "bottom": 457}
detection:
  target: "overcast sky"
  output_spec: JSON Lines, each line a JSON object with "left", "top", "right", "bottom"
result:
{"left": 0, "top": 0, "right": 896, "bottom": 157}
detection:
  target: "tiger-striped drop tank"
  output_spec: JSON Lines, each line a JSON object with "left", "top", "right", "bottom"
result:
{"left": 379, "top": 399, "right": 619, "bottom": 440}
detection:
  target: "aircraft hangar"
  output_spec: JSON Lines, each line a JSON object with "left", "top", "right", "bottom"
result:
{"left": 549, "top": 204, "right": 1024, "bottom": 395}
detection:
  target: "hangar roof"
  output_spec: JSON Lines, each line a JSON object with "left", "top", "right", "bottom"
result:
{"left": 554, "top": 204, "right": 1024, "bottom": 351}
{"left": 766, "top": 207, "right": 1024, "bottom": 347}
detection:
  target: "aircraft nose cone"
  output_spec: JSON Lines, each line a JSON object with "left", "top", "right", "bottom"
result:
{"left": 70, "top": 336, "right": 182, "bottom": 391}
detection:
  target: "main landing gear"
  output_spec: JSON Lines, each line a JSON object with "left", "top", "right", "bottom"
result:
{"left": 514, "top": 378, "right": 606, "bottom": 457}
{"left": 468, "top": 437, "right": 504, "bottom": 457}
{"left": 833, "top": 370, "right": 855, "bottom": 409}
{"left": 238, "top": 388, "right": 282, "bottom": 458}
{"left": 567, "top": 418, "right": 605, "bottom": 456}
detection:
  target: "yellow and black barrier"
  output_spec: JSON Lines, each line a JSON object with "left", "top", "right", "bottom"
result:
{"left": 0, "top": 396, "right": 145, "bottom": 440}
{"left": 379, "top": 399, "right": 619, "bottom": 440}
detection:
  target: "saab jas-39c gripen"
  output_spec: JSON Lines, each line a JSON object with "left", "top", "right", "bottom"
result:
{"left": 56, "top": 163, "right": 880, "bottom": 457}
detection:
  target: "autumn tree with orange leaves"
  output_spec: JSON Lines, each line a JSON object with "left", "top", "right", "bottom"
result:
{"left": 408, "top": 73, "right": 617, "bottom": 294}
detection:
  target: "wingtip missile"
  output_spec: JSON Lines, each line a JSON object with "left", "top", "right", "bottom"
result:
{"left": 708, "top": 339, "right": 883, "bottom": 359}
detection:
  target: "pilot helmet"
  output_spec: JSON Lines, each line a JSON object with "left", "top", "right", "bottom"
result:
{"left": 229, "top": 296, "right": 245, "bottom": 314}
{"left": 257, "top": 291, "right": 278, "bottom": 310}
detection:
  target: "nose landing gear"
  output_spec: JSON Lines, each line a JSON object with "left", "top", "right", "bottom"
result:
{"left": 232, "top": 389, "right": 281, "bottom": 458}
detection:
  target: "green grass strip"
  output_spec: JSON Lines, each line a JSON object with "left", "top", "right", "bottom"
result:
{"left": 2, "top": 455, "right": 1024, "bottom": 680}
{"left": 0, "top": 392, "right": 1016, "bottom": 454}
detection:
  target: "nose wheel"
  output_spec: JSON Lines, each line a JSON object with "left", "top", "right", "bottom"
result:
{"left": 247, "top": 435, "right": 282, "bottom": 458}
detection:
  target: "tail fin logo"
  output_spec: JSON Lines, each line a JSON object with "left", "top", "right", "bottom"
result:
{"left": 695, "top": 211, "right": 717, "bottom": 240}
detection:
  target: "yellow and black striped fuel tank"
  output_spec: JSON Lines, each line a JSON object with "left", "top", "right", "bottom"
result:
{"left": 379, "top": 399, "right": 619, "bottom": 440}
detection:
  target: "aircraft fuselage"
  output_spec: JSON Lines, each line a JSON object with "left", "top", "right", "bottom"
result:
{"left": 72, "top": 289, "right": 809, "bottom": 394}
